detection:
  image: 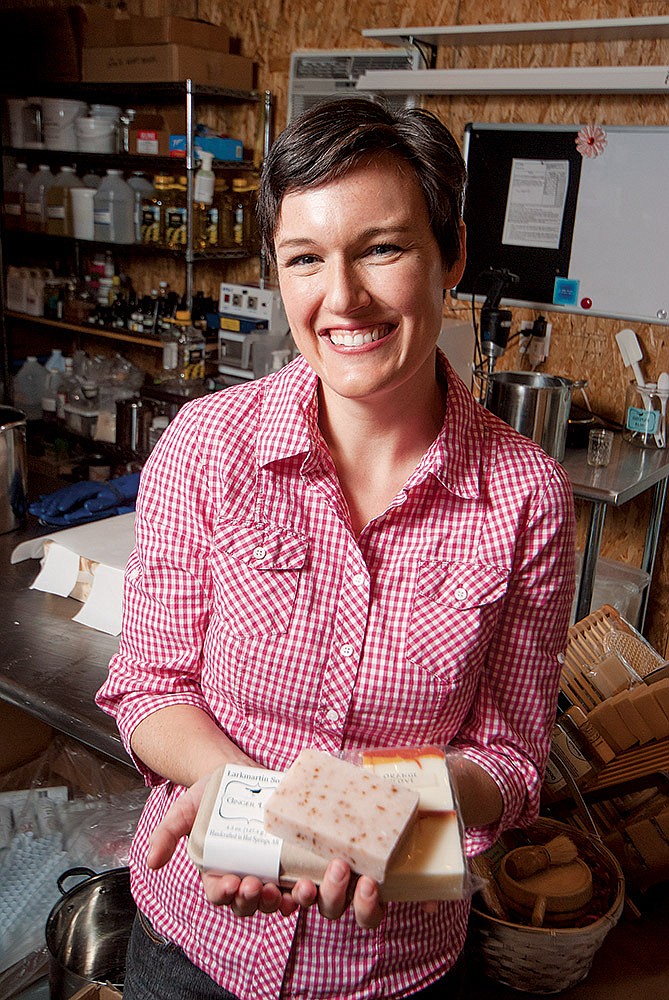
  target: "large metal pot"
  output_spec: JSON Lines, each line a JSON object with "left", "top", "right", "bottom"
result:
{"left": 485, "top": 371, "right": 586, "bottom": 462}
{"left": 0, "top": 405, "right": 28, "bottom": 534}
{"left": 46, "top": 867, "right": 136, "bottom": 999}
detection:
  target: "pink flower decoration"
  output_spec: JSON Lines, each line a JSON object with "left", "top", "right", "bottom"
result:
{"left": 576, "top": 125, "right": 608, "bottom": 159}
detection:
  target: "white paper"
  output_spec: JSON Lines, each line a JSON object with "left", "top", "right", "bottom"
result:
{"left": 11, "top": 512, "right": 136, "bottom": 636}
{"left": 72, "top": 563, "right": 126, "bottom": 635}
{"left": 30, "top": 544, "right": 81, "bottom": 597}
{"left": 203, "top": 764, "right": 284, "bottom": 882}
{"left": 502, "top": 158, "right": 569, "bottom": 249}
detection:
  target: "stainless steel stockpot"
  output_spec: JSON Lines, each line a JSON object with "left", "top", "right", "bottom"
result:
{"left": 46, "top": 866, "right": 135, "bottom": 999}
{"left": 485, "top": 371, "right": 587, "bottom": 462}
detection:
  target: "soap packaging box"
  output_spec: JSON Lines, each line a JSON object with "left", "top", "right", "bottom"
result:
{"left": 188, "top": 746, "right": 467, "bottom": 901}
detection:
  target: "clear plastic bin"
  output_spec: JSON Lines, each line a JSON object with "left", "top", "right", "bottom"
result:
{"left": 572, "top": 553, "right": 650, "bottom": 628}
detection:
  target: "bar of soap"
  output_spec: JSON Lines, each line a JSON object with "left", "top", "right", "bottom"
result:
{"left": 263, "top": 748, "right": 419, "bottom": 882}
{"left": 188, "top": 764, "right": 330, "bottom": 886}
{"left": 361, "top": 747, "right": 466, "bottom": 901}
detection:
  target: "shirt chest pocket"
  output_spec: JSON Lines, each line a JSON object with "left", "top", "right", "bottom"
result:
{"left": 211, "top": 522, "right": 309, "bottom": 637}
{"left": 406, "top": 560, "right": 510, "bottom": 683}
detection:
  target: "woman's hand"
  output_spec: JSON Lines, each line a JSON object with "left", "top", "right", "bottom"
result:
{"left": 146, "top": 774, "right": 386, "bottom": 928}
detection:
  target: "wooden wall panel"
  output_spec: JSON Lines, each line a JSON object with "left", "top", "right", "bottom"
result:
{"left": 20, "top": 0, "right": 669, "bottom": 649}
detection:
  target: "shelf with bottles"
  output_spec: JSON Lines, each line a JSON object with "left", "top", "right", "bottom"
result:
{"left": 2, "top": 159, "right": 260, "bottom": 259}
{"left": 2, "top": 147, "right": 259, "bottom": 175}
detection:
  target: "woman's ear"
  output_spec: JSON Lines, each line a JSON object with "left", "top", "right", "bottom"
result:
{"left": 442, "top": 219, "right": 467, "bottom": 292}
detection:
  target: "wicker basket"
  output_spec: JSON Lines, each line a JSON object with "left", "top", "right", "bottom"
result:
{"left": 468, "top": 818, "right": 625, "bottom": 994}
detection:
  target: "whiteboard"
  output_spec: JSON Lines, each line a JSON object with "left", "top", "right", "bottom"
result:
{"left": 455, "top": 124, "right": 669, "bottom": 327}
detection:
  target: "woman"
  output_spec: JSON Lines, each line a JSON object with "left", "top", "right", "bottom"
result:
{"left": 97, "top": 98, "right": 575, "bottom": 999}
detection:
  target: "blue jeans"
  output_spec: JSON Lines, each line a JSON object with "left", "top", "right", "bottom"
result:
{"left": 123, "top": 910, "right": 466, "bottom": 1000}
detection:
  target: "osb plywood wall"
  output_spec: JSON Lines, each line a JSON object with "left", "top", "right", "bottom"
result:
{"left": 29, "top": 0, "right": 669, "bottom": 649}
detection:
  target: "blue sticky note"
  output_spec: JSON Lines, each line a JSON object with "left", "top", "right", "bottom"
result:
{"left": 553, "top": 277, "right": 580, "bottom": 307}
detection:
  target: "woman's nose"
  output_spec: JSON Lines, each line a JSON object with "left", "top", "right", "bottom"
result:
{"left": 323, "top": 259, "right": 371, "bottom": 314}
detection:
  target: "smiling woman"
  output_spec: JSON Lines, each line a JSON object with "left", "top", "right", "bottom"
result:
{"left": 97, "top": 98, "right": 576, "bottom": 1000}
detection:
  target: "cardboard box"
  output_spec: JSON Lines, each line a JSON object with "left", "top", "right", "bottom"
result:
{"left": 129, "top": 110, "right": 185, "bottom": 156}
{"left": 83, "top": 45, "right": 254, "bottom": 89}
{"left": 0, "top": 702, "right": 52, "bottom": 776}
{"left": 169, "top": 135, "right": 243, "bottom": 161}
{"left": 83, "top": 12, "right": 229, "bottom": 52}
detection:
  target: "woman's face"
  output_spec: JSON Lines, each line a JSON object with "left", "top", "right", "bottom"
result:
{"left": 274, "top": 154, "right": 465, "bottom": 408}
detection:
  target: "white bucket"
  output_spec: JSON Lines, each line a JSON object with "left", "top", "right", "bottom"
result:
{"left": 75, "top": 117, "right": 116, "bottom": 153}
{"left": 43, "top": 123, "right": 78, "bottom": 151}
{"left": 41, "top": 97, "right": 87, "bottom": 127}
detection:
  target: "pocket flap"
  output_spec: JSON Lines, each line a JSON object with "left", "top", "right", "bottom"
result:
{"left": 215, "top": 521, "right": 309, "bottom": 571}
{"left": 417, "top": 560, "right": 509, "bottom": 608}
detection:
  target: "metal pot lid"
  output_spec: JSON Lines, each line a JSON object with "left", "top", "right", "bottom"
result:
{"left": 0, "top": 405, "right": 27, "bottom": 429}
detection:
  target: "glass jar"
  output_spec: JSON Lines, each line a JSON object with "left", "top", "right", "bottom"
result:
{"left": 623, "top": 380, "right": 668, "bottom": 449}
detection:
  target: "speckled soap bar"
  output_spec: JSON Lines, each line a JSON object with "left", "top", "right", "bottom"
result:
{"left": 263, "top": 748, "right": 419, "bottom": 882}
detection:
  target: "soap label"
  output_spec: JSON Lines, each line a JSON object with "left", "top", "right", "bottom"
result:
{"left": 202, "top": 764, "right": 283, "bottom": 882}
{"left": 627, "top": 405, "right": 660, "bottom": 435}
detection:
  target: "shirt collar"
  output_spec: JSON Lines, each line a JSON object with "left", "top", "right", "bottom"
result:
{"left": 256, "top": 351, "right": 485, "bottom": 501}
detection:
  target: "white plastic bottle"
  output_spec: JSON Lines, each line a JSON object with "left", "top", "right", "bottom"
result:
{"left": 194, "top": 150, "right": 215, "bottom": 205}
{"left": 41, "top": 349, "right": 66, "bottom": 422}
{"left": 24, "top": 164, "right": 54, "bottom": 232}
{"left": 93, "top": 169, "right": 134, "bottom": 244}
{"left": 3, "top": 161, "right": 31, "bottom": 230}
{"left": 13, "top": 355, "right": 47, "bottom": 420}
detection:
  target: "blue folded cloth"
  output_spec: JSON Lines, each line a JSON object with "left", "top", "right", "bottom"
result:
{"left": 30, "top": 472, "right": 140, "bottom": 527}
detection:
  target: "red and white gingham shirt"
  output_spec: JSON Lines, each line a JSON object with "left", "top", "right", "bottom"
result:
{"left": 97, "top": 352, "right": 575, "bottom": 1000}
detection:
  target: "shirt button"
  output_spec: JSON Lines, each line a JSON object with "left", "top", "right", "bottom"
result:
{"left": 557, "top": 652, "right": 565, "bottom": 664}
{"left": 252, "top": 546, "right": 267, "bottom": 560}
{"left": 454, "top": 587, "right": 468, "bottom": 601}
{"left": 340, "top": 643, "right": 355, "bottom": 657}
{"left": 326, "top": 708, "right": 339, "bottom": 722}
{"left": 352, "top": 573, "right": 365, "bottom": 586}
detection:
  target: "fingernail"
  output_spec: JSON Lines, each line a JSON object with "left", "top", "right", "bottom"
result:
{"left": 359, "top": 878, "right": 375, "bottom": 899}
{"left": 330, "top": 859, "right": 348, "bottom": 883}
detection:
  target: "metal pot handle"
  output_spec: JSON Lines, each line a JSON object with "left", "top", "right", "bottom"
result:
{"left": 570, "top": 379, "right": 588, "bottom": 391}
{"left": 57, "top": 866, "right": 98, "bottom": 896}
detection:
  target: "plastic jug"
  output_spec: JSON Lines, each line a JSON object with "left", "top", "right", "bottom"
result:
{"left": 46, "top": 165, "right": 85, "bottom": 236}
{"left": 24, "top": 164, "right": 54, "bottom": 232}
{"left": 13, "top": 356, "right": 47, "bottom": 420}
{"left": 3, "top": 161, "right": 30, "bottom": 230}
{"left": 93, "top": 169, "right": 134, "bottom": 244}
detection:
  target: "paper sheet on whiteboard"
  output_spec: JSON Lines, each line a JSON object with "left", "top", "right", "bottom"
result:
{"left": 502, "top": 158, "right": 569, "bottom": 249}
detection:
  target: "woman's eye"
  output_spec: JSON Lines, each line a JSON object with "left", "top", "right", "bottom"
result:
{"left": 286, "top": 253, "right": 320, "bottom": 267}
{"left": 369, "top": 243, "right": 402, "bottom": 257}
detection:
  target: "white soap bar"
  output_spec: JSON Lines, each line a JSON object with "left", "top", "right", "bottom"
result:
{"left": 263, "top": 748, "right": 419, "bottom": 882}
{"left": 361, "top": 747, "right": 466, "bottom": 901}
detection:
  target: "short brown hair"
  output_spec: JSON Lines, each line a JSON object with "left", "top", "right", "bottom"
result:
{"left": 257, "top": 97, "right": 466, "bottom": 269}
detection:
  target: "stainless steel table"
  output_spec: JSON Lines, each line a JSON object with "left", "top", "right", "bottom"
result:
{"left": 562, "top": 434, "right": 669, "bottom": 628}
{"left": 0, "top": 519, "right": 130, "bottom": 765}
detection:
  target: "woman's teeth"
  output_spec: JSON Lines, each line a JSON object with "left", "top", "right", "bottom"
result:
{"left": 328, "top": 327, "right": 389, "bottom": 347}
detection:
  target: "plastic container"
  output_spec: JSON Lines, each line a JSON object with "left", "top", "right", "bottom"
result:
{"left": 46, "top": 165, "right": 85, "bottom": 236}
{"left": 127, "top": 172, "right": 155, "bottom": 243}
{"left": 140, "top": 174, "right": 172, "bottom": 245}
{"left": 75, "top": 116, "right": 117, "bottom": 153}
{"left": 93, "top": 169, "right": 134, "bottom": 244}
{"left": 572, "top": 552, "right": 651, "bottom": 628}
{"left": 13, "top": 356, "right": 47, "bottom": 420}
{"left": 24, "top": 164, "right": 54, "bottom": 232}
{"left": 623, "top": 380, "right": 669, "bottom": 449}
{"left": 3, "top": 161, "right": 30, "bottom": 230}
{"left": 70, "top": 186, "right": 96, "bottom": 240}
{"left": 164, "top": 176, "right": 188, "bottom": 249}
{"left": 41, "top": 349, "right": 66, "bottom": 421}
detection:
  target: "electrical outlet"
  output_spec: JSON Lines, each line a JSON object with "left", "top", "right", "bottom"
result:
{"left": 519, "top": 320, "right": 551, "bottom": 366}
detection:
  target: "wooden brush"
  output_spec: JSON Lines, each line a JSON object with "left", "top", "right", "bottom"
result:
{"left": 504, "top": 835, "right": 578, "bottom": 880}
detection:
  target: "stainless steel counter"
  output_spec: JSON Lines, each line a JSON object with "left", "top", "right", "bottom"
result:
{"left": 0, "top": 519, "right": 130, "bottom": 766}
{"left": 562, "top": 435, "right": 669, "bottom": 627}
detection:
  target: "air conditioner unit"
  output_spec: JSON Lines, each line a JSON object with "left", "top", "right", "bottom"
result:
{"left": 288, "top": 48, "right": 422, "bottom": 122}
